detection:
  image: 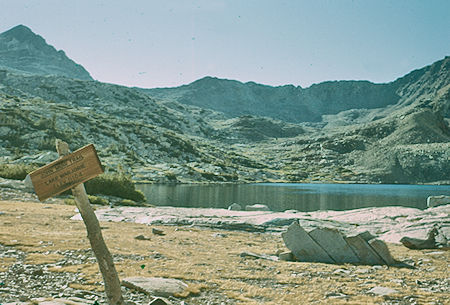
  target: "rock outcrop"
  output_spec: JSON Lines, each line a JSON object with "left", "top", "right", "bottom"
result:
{"left": 427, "top": 195, "right": 450, "bottom": 207}
{"left": 121, "top": 277, "right": 188, "bottom": 297}
{"left": 216, "top": 115, "right": 304, "bottom": 142}
{"left": 69, "top": 204, "right": 450, "bottom": 249}
{"left": 400, "top": 226, "right": 446, "bottom": 250}
{"left": 282, "top": 222, "right": 397, "bottom": 265}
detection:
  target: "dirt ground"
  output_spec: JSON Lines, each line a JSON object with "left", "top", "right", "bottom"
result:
{"left": 0, "top": 200, "right": 449, "bottom": 304}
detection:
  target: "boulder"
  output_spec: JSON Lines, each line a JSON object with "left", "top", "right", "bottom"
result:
{"left": 367, "top": 286, "right": 399, "bottom": 296}
{"left": 282, "top": 222, "right": 398, "bottom": 265}
{"left": 149, "top": 298, "right": 171, "bottom": 305}
{"left": 121, "top": 277, "right": 188, "bottom": 297}
{"left": 239, "top": 251, "right": 279, "bottom": 261}
{"left": 308, "top": 227, "right": 360, "bottom": 263}
{"left": 23, "top": 174, "right": 34, "bottom": 191}
{"left": 358, "top": 231, "right": 377, "bottom": 241}
{"left": 427, "top": 195, "right": 450, "bottom": 208}
{"left": 282, "top": 221, "right": 334, "bottom": 263}
{"left": 400, "top": 226, "right": 439, "bottom": 249}
{"left": 245, "top": 204, "right": 270, "bottom": 211}
{"left": 134, "top": 234, "right": 151, "bottom": 241}
{"left": 345, "top": 234, "right": 385, "bottom": 265}
{"left": 368, "top": 239, "right": 396, "bottom": 266}
{"left": 228, "top": 203, "right": 242, "bottom": 211}
{"left": 278, "top": 251, "right": 295, "bottom": 262}
{"left": 152, "top": 228, "right": 165, "bottom": 236}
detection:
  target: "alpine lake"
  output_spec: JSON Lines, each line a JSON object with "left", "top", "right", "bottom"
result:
{"left": 136, "top": 183, "right": 450, "bottom": 212}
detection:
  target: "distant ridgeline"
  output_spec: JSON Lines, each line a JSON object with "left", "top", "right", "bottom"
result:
{"left": 0, "top": 24, "right": 449, "bottom": 184}
{"left": 143, "top": 56, "right": 450, "bottom": 124}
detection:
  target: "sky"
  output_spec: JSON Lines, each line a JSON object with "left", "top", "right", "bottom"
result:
{"left": 1, "top": 0, "right": 449, "bottom": 88}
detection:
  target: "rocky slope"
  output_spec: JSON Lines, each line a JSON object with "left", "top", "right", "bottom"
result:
{"left": 278, "top": 97, "right": 450, "bottom": 184}
{"left": 0, "top": 25, "right": 92, "bottom": 80}
{"left": 214, "top": 115, "right": 305, "bottom": 142}
{"left": 0, "top": 25, "right": 448, "bottom": 184}
{"left": 0, "top": 82, "right": 259, "bottom": 183}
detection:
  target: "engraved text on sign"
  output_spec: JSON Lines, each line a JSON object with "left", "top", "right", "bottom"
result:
{"left": 29, "top": 144, "right": 103, "bottom": 201}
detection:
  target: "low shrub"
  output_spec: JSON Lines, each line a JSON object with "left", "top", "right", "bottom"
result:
{"left": 64, "top": 195, "right": 109, "bottom": 206}
{"left": 64, "top": 198, "right": 76, "bottom": 205}
{"left": 88, "top": 195, "right": 109, "bottom": 206}
{"left": 84, "top": 173, "right": 146, "bottom": 202}
{"left": 165, "top": 171, "right": 178, "bottom": 182}
{"left": 0, "top": 163, "right": 145, "bottom": 203}
{"left": 0, "top": 163, "right": 37, "bottom": 180}
{"left": 119, "top": 199, "right": 139, "bottom": 206}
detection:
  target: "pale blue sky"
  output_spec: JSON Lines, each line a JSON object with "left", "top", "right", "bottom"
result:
{"left": 1, "top": 0, "right": 449, "bottom": 88}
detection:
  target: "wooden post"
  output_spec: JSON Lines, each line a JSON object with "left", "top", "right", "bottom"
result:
{"left": 56, "top": 140, "right": 124, "bottom": 305}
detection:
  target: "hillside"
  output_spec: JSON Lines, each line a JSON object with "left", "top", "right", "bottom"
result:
{"left": 1, "top": 69, "right": 448, "bottom": 184}
{"left": 0, "top": 25, "right": 448, "bottom": 184}
{"left": 0, "top": 71, "right": 266, "bottom": 183}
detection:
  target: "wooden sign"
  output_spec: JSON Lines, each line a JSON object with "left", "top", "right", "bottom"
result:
{"left": 29, "top": 144, "right": 103, "bottom": 201}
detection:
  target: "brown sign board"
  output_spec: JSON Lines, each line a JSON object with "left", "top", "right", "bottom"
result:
{"left": 29, "top": 144, "right": 103, "bottom": 201}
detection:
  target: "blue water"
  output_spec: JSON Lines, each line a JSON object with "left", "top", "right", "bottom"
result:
{"left": 136, "top": 183, "right": 450, "bottom": 212}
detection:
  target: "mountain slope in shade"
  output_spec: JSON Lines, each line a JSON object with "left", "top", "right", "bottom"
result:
{"left": 0, "top": 25, "right": 93, "bottom": 80}
{"left": 143, "top": 77, "right": 400, "bottom": 123}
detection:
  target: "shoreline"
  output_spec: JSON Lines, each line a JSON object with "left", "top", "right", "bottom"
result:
{"left": 1, "top": 176, "right": 449, "bottom": 244}
{"left": 71, "top": 203, "right": 450, "bottom": 245}
{"left": 133, "top": 179, "right": 450, "bottom": 186}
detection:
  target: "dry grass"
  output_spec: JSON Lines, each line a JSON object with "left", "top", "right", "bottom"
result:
{"left": 0, "top": 257, "right": 16, "bottom": 272}
{"left": 0, "top": 200, "right": 449, "bottom": 304}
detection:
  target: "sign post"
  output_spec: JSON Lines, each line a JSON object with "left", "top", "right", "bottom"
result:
{"left": 29, "top": 140, "right": 124, "bottom": 305}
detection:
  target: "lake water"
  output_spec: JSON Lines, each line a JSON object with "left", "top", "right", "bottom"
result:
{"left": 136, "top": 183, "right": 450, "bottom": 212}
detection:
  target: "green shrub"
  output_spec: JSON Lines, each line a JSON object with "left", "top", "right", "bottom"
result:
{"left": 64, "top": 196, "right": 108, "bottom": 209}
{"left": 0, "top": 163, "right": 37, "bottom": 180}
{"left": 0, "top": 163, "right": 145, "bottom": 203}
{"left": 118, "top": 199, "right": 154, "bottom": 207}
{"left": 88, "top": 195, "right": 109, "bottom": 206}
{"left": 64, "top": 198, "right": 77, "bottom": 205}
{"left": 64, "top": 195, "right": 108, "bottom": 206}
{"left": 84, "top": 173, "right": 146, "bottom": 202}
{"left": 119, "top": 199, "right": 138, "bottom": 206}
{"left": 165, "top": 171, "right": 178, "bottom": 182}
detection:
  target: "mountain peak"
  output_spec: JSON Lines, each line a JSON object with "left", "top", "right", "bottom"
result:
{"left": 1, "top": 24, "right": 34, "bottom": 38}
{"left": 0, "top": 25, "right": 93, "bottom": 80}
{"left": 0, "top": 25, "right": 47, "bottom": 49}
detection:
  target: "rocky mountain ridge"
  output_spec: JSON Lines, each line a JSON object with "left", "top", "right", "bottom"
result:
{"left": 144, "top": 77, "right": 398, "bottom": 123}
{"left": 143, "top": 57, "right": 449, "bottom": 126}
{"left": 0, "top": 25, "right": 448, "bottom": 184}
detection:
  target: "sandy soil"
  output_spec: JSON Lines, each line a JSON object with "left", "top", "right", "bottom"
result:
{"left": 0, "top": 200, "right": 449, "bottom": 304}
